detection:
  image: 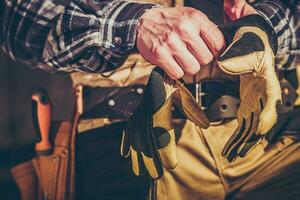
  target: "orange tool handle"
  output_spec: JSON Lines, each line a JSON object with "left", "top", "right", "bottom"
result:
{"left": 32, "top": 89, "right": 52, "bottom": 156}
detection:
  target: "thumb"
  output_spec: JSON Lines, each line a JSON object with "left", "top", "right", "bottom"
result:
{"left": 217, "top": 31, "right": 264, "bottom": 75}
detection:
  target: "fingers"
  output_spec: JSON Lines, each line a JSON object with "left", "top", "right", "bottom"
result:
{"left": 237, "top": 111, "right": 260, "bottom": 157}
{"left": 136, "top": 7, "right": 225, "bottom": 79}
{"left": 142, "top": 111, "right": 164, "bottom": 178}
{"left": 238, "top": 136, "right": 262, "bottom": 157}
{"left": 257, "top": 75, "right": 281, "bottom": 134}
{"left": 222, "top": 118, "right": 246, "bottom": 157}
{"left": 152, "top": 96, "right": 177, "bottom": 170}
{"left": 154, "top": 34, "right": 201, "bottom": 79}
{"left": 130, "top": 110, "right": 145, "bottom": 176}
{"left": 224, "top": 0, "right": 258, "bottom": 21}
{"left": 196, "top": 19, "right": 226, "bottom": 57}
{"left": 170, "top": 39, "right": 201, "bottom": 76}
{"left": 153, "top": 49, "right": 185, "bottom": 80}
{"left": 186, "top": 34, "right": 214, "bottom": 65}
{"left": 156, "top": 129, "right": 177, "bottom": 170}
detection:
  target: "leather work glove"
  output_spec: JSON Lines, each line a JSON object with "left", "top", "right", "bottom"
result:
{"left": 217, "top": 15, "right": 282, "bottom": 161}
{"left": 120, "top": 67, "right": 210, "bottom": 178}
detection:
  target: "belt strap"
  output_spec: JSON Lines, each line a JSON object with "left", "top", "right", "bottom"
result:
{"left": 81, "top": 85, "right": 145, "bottom": 119}
{"left": 80, "top": 78, "right": 298, "bottom": 124}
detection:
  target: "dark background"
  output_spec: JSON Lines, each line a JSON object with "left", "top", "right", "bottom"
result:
{"left": 0, "top": 50, "right": 74, "bottom": 199}
{"left": 0, "top": 51, "right": 74, "bottom": 166}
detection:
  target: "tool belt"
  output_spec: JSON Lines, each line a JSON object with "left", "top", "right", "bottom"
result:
{"left": 80, "top": 76, "right": 298, "bottom": 124}
{"left": 10, "top": 86, "right": 81, "bottom": 200}
{"left": 11, "top": 121, "right": 77, "bottom": 200}
{"left": 10, "top": 70, "right": 299, "bottom": 200}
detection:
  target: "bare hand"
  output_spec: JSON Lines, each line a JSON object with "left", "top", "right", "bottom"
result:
{"left": 136, "top": 7, "right": 225, "bottom": 79}
{"left": 224, "top": 0, "right": 259, "bottom": 21}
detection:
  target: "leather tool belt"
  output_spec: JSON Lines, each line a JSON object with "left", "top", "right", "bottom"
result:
{"left": 81, "top": 78, "right": 297, "bottom": 124}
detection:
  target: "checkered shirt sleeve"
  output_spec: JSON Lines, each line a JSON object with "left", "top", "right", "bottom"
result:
{"left": 253, "top": 0, "right": 300, "bottom": 69}
{"left": 0, "top": 0, "right": 159, "bottom": 73}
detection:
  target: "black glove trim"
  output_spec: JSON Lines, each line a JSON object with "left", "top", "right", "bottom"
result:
{"left": 220, "top": 14, "right": 278, "bottom": 54}
{"left": 218, "top": 32, "right": 265, "bottom": 61}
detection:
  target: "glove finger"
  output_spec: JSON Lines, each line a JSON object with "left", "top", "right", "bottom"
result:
{"left": 131, "top": 146, "right": 142, "bottom": 176}
{"left": 152, "top": 95, "right": 177, "bottom": 169}
{"left": 154, "top": 128, "right": 177, "bottom": 170}
{"left": 174, "top": 81, "right": 210, "bottom": 128}
{"left": 217, "top": 31, "right": 265, "bottom": 76}
{"left": 238, "top": 136, "right": 262, "bottom": 157}
{"left": 142, "top": 111, "right": 164, "bottom": 179}
{"left": 257, "top": 105, "right": 278, "bottom": 135}
{"left": 147, "top": 67, "right": 167, "bottom": 114}
{"left": 222, "top": 117, "right": 246, "bottom": 157}
{"left": 130, "top": 109, "right": 145, "bottom": 176}
{"left": 257, "top": 73, "right": 281, "bottom": 135}
{"left": 237, "top": 110, "right": 261, "bottom": 157}
{"left": 226, "top": 112, "right": 255, "bottom": 161}
{"left": 266, "top": 113, "right": 290, "bottom": 143}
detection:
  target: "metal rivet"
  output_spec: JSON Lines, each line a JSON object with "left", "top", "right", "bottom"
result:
{"left": 113, "top": 36, "right": 122, "bottom": 46}
{"left": 108, "top": 99, "right": 116, "bottom": 106}
{"left": 220, "top": 104, "right": 228, "bottom": 112}
{"left": 136, "top": 88, "right": 144, "bottom": 94}
{"left": 61, "top": 150, "right": 68, "bottom": 158}
{"left": 52, "top": 156, "right": 58, "bottom": 162}
{"left": 283, "top": 87, "right": 289, "bottom": 95}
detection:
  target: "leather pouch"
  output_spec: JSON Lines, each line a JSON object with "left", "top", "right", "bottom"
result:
{"left": 11, "top": 120, "right": 78, "bottom": 200}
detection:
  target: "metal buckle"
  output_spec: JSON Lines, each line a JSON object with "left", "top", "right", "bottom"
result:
{"left": 195, "top": 79, "right": 238, "bottom": 125}
{"left": 196, "top": 79, "right": 225, "bottom": 107}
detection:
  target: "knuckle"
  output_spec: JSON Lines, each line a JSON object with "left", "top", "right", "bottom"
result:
{"left": 214, "top": 44, "right": 223, "bottom": 53}
{"left": 214, "top": 40, "right": 226, "bottom": 54}
{"left": 152, "top": 45, "right": 161, "bottom": 57}
{"left": 174, "top": 72, "right": 184, "bottom": 80}
{"left": 187, "top": 8, "right": 206, "bottom": 20}
{"left": 152, "top": 42, "right": 165, "bottom": 57}
{"left": 170, "top": 70, "right": 184, "bottom": 80}
{"left": 164, "top": 32, "right": 177, "bottom": 46}
{"left": 199, "top": 54, "right": 213, "bottom": 65}
{"left": 175, "top": 23, "right": 189, "bottom": 36}
{"left": 185, "top": 65, "right": 200, "bottom": 76}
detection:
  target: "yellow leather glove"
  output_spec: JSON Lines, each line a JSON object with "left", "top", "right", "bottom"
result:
{"left": 121, "top": 67, "right": 209, "bottom": 178}
{"left": 217, "top": 15, "right": 281, "bottom": 161}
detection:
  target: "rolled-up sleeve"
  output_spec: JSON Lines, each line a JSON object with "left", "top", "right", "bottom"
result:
{"left": 252, "top": 0, "right": 300, "bottom": 69}
{"left": 0, "top": 0, "right": 160, "bottom": 73}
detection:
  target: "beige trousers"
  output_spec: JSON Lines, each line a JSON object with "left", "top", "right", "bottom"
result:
{"left": 155, "top": 119, "right": 300, "bottom": 200}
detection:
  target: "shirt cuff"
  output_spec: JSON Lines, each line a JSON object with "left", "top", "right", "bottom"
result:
{"left": 106, "top": 1, "right": 162, "bottom": 53}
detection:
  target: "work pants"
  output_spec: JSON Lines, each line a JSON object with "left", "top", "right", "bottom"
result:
{"left": 75, "top": 116, "right": 300, "bottom": 200}
{"left": 155, "top": 119, "right": 300, "bottom": 200}
{"left": 75, "top": 122, "right": 150, "bottom": 200}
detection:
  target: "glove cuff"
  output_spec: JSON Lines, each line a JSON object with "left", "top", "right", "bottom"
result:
{"left": 220, "top": 14, "right": 278, "bottom": 54}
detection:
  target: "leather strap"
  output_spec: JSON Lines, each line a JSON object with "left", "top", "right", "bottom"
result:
{"left": 81, "top": 85, "right": 145, "bottom": 119}
{"left": 80, "top": 78, "right": 297, "bottom": 124}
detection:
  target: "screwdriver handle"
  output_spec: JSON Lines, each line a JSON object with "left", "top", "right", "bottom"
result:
{"left": 32, "top": 89, "right": 52, "bottom": 156}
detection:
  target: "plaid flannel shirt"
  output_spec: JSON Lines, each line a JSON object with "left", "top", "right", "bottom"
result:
{"left": 0, "top": 0, "right": 299, "bottom": 73}
{"left": 253, "top": 0, "right": 300, "bottom": 69}
{"left": 0, "top": 0, "right": 158, "bottom": 73}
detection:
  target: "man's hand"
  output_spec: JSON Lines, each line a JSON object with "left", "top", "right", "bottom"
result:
{"left": 224, "top": 0, "right": 259, "bottom": 21}
{"left": 136, "top": 7, "right": 225, "bottom": 80}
